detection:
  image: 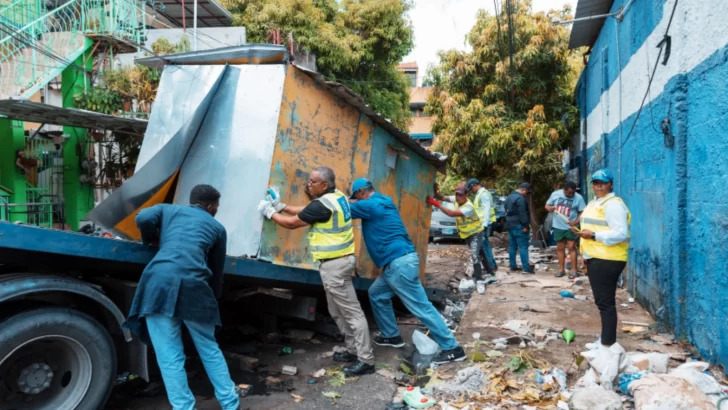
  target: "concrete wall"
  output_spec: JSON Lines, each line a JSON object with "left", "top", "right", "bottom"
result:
{"left": 573, "top": 0, "right": 728, "bottom": 369}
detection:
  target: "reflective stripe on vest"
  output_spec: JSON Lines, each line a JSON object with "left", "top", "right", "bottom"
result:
{"left": 473, "top": 189, "right": 497, "bottom": 223}
{"left": 455, "top": 200, "right": 484, "bottom": 239}
{"left": 579, "top": 195, "right": 631, "bottom": 262}
{"left": 308, "top": 190, "right": 355, "bottom": 261}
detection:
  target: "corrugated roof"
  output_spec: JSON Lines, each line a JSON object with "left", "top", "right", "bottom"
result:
{"left": 0, "top": 100, "right": 147, "bottom": 136}
{"left": 568, "top": 0, "right": 615, "bottom": 49}
{"left": 154, "top": 0, "right": 233, "bottom": 28}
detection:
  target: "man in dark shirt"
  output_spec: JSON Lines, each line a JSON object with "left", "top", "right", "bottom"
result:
{"left": 125, "top": 184, "right": 239, "bottom": 410}
{"left": 349, "top": 178, "right": 465, "bottom": 364}
{"left": 504, "top": 182, "right": 534, "bottom": 274}
{"left": 259, "top": 167, "right": 375, "bottom": 377}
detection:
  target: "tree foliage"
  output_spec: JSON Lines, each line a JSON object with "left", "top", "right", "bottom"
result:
{"left": 426, "top": 0, "right": 580, "bottom": 202}
{"left": 221, "top": 0, "right": 414, "bottom": 129}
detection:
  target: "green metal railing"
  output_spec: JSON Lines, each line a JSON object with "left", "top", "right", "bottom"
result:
{"left": 0, "top": 0, "right": 145, "bottom": 99}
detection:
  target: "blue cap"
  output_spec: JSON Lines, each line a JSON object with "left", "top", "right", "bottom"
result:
{"left": 466, "top": 178, "right": 480, "bottom": 191}
{"left": 350, "top": 177, "right": 373, "bottom": 199}
{"left": 591, "top": 169, "right": 614, "bottom": 183}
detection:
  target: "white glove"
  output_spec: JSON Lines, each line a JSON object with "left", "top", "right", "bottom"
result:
{"left": 257, "top": 200, "right": 278, "bottom": 219}
{"left": 266, "top": 185, "right": 286, "bottom": 212}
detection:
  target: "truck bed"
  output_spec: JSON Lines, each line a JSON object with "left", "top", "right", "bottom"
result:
{"left": 0, "top": 222, "right": 447, "bottom": 301}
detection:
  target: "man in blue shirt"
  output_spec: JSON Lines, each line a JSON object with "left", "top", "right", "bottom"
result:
{"left": 349, "top": 178, "right": 465, "bottom": 364}
{"left": 125, "top": 184, "right": 239, "bottom": 410}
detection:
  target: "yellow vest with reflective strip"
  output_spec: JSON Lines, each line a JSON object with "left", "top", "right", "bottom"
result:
{"left": 580, "top": 195, "right": 631, "bottom": 262}
{"left": 308, "top": 190, "right": 355, "bottom": 262}
{"left": 473, "top": 189, "right": 497, "bottom": 223}
{"left": 455, "top": 200, "right": 484, "bottom": 239}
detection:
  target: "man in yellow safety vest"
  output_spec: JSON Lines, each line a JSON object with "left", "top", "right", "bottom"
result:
{"left": 428, "top": 185, "right": 489, "bottom": 280}
{"left": 258, "top": 166, "right": 375, "bottom": 377}
{"left": 467, "top": 178, "right": 497, "bottom": 273}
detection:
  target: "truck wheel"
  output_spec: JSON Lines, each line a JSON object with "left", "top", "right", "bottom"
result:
{"left": 0, "top": 308, "right": 116, "bottom": 410}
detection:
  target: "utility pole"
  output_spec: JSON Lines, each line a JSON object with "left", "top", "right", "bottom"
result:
{"left": 193, "top": 0, "right": 198, "bottom": 51}
{"left": 506, "top": 0, "right": 516, "bottom": 109}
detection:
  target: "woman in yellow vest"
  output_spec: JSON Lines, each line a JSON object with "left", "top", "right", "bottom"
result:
{"left": 571, "top": 169, "right": 631, "bottom": 348}
{"left": 428, "top": 186, "right": 487, "bottom": 279}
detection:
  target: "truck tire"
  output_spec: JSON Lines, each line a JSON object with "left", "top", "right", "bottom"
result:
{"left": 0, "top": 308, "right": 116, "bottom": 410}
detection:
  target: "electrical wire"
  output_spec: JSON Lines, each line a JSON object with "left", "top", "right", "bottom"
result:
{"left": 598, "top": 0, "right": 679, "bottom": 162}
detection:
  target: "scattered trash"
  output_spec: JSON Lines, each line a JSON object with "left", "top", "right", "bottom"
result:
{"left": 312, "top": 368, "right": 326, "bottom": 378}
{"left": 626, "top": 352, "right": 669, "bottom": 373}
{"left": 432, "top": 366, "right": 485, "bottom": 397}
{"left": 630, "top": 374, "right": 716, "bottom": 409}
{"left": 376, "top": 369, "right": 397, "bottom": 379}
{"left": 411, "top": 350, "right": 436, "bottom": 375}
{"left": 568, "top": 387, "right": 623, "bottom": 410}
{"left": 618, "top": 370, "right": 648, "bottom": 393}
{"left": 501, "top": 319, "right": 532, "bottom": 336}
{"left": 468, "top": 351, "right": 486, "bottom": 362}
{"left": 669, "top": 361, "right": 728, "bottom": 407}
{"left": 551, "top": 368, "right": 568, "bottom": 391}
{"left": 278, "top": 346, "right": 293, "bottom": 356}
{"left": 458, "top": 278, "right": 475, "bottom": 294}
{"left": 628, "top": 297, "right": 635, "bottom": 303}
{"left": 284, "top": 329, "right": 316, "bottom": 341}
{"left": 560, "top": 290, "right": 575, "bottom": 298}
{"left": 574, "top": 295, "right": 588, "bottom": 301}
{"left": 472, "top": 332, "right": 481, "bottom": 341}
{"left": 562, "top": 329, "right": 575, "bottom": 344}
{"left": 385, "top": 402, "right": 407, "bottom": 410}
{"left": 291, "top": 393, "right": 305, "bottom": 403}
{"left": 224, "top": 352, "right": 260, "bottom": 371}
{"left": 622, "top": 325, "right": 647, "bottom": 333}
{"left": 622, "top": 321, "right": 650, "bottom": 326}
{"left": 322, "top": 391, "right": 342, "bottom": 403}
{"left": 494, "top": 343, "right": 507, "bottom": 350}
{"left": 403, "top": 386, "right": 436, "bottom": 408}
{"left": 282, "top": 365, "right": 298, "bottom": 376}
{"left": 578, "top": 343, "right": 627, "bottom": 391}
{"left": 413, "top": 329, "right": 439, "bottom": 355}
{"left": 476, "top": 281, "right": 485, "bottom": 294}
{"left": 307, "top": 379, "right": 317, "bottom": 384}
{"left": 236, "top": 383, "right": 252, "bottom": 397}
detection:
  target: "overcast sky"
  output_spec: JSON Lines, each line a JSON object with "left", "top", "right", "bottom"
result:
{"left": 404, "top": 0, "right": 577, "bottom": 84}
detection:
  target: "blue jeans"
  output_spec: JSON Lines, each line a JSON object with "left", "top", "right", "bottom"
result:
{"left": 369, "top": 253, "right": 459, "bottom": 350}
{"left": 146, "top": 315, "right": 239, "bottom": 410}
{"left": 508, "top": 228, "right": 531, "bottom": 271}
{"left": 481, "top": 225, "right": 497, "bottom": 269}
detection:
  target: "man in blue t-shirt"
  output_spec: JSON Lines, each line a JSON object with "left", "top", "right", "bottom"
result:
{"left": 545, "top": 181, "right": 586, "bottom": 279}
{"left": 349, "top": 178, "right": 465, "bottom": 364}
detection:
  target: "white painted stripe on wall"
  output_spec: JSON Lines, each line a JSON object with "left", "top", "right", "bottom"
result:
{"left": 584, "top": 0, "right": 728, "bottom": 148}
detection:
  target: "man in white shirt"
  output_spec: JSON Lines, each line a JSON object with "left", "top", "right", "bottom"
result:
{"left": 466, "top": 178, "right": 496, "bottom": 273}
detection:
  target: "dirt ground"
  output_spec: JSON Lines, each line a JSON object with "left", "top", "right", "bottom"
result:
{"left": 106, "top": 242, "right": 720, "bottom": 410}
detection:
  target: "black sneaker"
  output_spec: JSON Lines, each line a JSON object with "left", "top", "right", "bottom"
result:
{"left": 555, "top": 271, "right": 566, "bottom": 278}
{"left": 522, "top": 270, "right": 536, "bottom": 275}
{"left": 342, "top": 360, "right": 376, "bottom": 377}
{"left": 510, "top": 266, "right": 522, "bottom": 272}
{"left": 333, "top": 351, "right": 357, "bottom": 363}
{"left": 374, "top": 334, "right": 405, "bottom": 348}
{"left": 432, "top": 346, "right": 467, "bottom": 364}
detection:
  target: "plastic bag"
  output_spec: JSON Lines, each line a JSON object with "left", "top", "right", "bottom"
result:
{"left": 630, "top": 374, "right": 716, "bottom": 410}
{"left": 412, "top": 329, "right": 439, "bottom": 355}
{"left": 669, "top": 362, "right": 728, "bottom": 408}
{"left": 580, "top": 343, "right": 628, "bottom": 391}
{"left": 625, "top": 352, "right": 669, "bottom": 374}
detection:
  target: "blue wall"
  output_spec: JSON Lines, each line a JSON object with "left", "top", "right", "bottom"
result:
{"left": 574, "top": 0, "right": 728, "bottom": 370}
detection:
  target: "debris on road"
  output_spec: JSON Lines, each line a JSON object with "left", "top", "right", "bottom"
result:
{"left": 281, "top": 365, "right": 298, "bottom": 376}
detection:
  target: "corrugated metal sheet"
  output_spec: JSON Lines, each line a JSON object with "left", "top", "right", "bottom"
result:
{"left": 135, "top": 44, "right": 289, "bottom": 69}
{"left": 87, "top": 66, "right": 227, "bottom": 239}
{"left": 152, "top": 0, "right": 233, "bottom": 28}
{"left": 568, "top": 0, "right": 615, "bottom": 49}
{"left": 174, "top": 64, "right": 285, "bottom": 257}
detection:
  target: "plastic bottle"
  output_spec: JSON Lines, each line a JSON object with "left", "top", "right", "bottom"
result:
{"left": 560, "top": 290, "right": 575, "bottom": 298}
{"left": 476, "top": 281, "right": 485, "bottom": 294}
{"left": 412, "top": 329, "right": 438, "bottom": 355}
{"left": 402, "top": 386, "right": 436, "bottom": 408}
